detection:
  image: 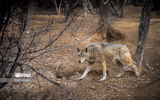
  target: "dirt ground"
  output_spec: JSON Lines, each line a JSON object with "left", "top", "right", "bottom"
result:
{"left": 0, "top": 3, "right": 160, "bottom": 100}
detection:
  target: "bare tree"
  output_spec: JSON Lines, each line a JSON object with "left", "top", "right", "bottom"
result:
{"left": 118, "top": 0, "right": 126, "bottom": 17}
{"left": 109, "top": 0, "right": 126, "bottom": 17}
{"left": 0, "top": 0, "right": 85, "bottom": 89}
{"left": 97, "top": 0, "right": 125, "bottom": 42}
{"left": 51, "top": 0, "right": 60, "bottom": 14}
{"left": 0, "top": 0, "right": 29, "bottom": 88}
{"left": 134, "top": 0, "right": 151, "bottom": 74}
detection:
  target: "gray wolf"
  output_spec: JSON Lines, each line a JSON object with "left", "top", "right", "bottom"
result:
{"left": 77, "top": 42, "right": 140, "bottom": 81}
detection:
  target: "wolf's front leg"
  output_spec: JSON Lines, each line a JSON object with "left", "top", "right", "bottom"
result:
{"left": 99, "top": 61, "right": 107, "bottom": 81}
{"left": 115, "top": 67, "right": 124, "bottom": 78}
{"left": 79, "top": 65, "right": 93, "bottom": 80}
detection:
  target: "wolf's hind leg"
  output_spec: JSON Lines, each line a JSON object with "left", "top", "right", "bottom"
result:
{"left": 120, "top": 52, "right": 140, "bottom": 77}
{"left": 79, "top": 65, "right": 93, "bottom": 80}
{"left": 115, "top": 59, "right": 124, "bottom": 78}
{"left": 115, "top": 66, "right": 134, "bottom": 77}
{"left": 131, "top": 64, "right": 140, "bottom": 77}
{"left": 115, "top": 67, "right": 124, "bottom": 77}
{"left": 124, "top": 66, "right": 133, "bottom": 71}
{"left": 99, "top": 61, "right": 107, "bottom": 81}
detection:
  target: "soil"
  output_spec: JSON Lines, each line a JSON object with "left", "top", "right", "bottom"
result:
{"left": 0, "top": 3, "right": 160, "bottom": 100}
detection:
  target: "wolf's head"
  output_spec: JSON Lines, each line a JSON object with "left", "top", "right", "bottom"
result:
{"left": 77, "top": 47, "right": 89, "bottom": 63}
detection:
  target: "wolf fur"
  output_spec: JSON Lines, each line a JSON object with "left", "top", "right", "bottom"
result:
{"left": 77, "top": 42, "right": 140, "bottom": 81}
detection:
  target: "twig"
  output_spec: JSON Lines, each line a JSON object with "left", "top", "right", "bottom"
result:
{"left": 25, "top": 64, "right": 61, "bottom": 86}
{"left": 0, "top": 60, "right": 61, "bottom": 87}
{"left": 145, "top": 63, "right": 153, "bottom": 70}
{"left": 28, "top": 12, "right": 79, "bottom": 54}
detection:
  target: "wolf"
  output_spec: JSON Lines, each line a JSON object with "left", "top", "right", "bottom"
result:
{"left": 77, "top": 42, "right": 140, "bottom": 81}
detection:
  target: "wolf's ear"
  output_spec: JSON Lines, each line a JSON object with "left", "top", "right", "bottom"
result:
{"left": 77, "top": 48, "right": 80, "bottom": 52}
{"left": 85, "top": 48, "right": 88, "bottom": 52}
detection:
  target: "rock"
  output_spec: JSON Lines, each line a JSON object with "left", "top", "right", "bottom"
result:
{"left": 55, "top": 62, "right": 62, "bottom": 67}
{"left": 25, "top": 31, "right": 30, "bottom": 34}
{"left": 75, "top": 72, "right": 80, "bottom": 75}
{"left": 89, "top": 86, "right": 96, "bottom": 90}
{"left": 56, "top": 73, "right": 63, "bottom": 78}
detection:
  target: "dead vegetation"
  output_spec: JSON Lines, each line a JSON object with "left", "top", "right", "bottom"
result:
{"left": 0, "top": 0, "right": 160, "bottom": 100}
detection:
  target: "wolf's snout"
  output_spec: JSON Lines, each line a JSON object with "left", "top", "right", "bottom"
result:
{"left": 78, "top": 60, "right": 81, "bottom": 63}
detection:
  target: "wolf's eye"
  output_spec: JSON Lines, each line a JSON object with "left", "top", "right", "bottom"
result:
{"left": 77, "top": 48, "right": 80, "bottom": 52}
{"left": 85, "top": 48, "right": 88, "bottom": 52}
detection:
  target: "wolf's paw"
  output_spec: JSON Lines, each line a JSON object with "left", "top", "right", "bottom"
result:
{"left": 124, "top": 66, "right": 133, "bottom": 71}
{"left": 99, "top": 77, "right": 106, "bottom": 81}
{"left": 78, "top": 78, "right": 82, "bottom": 80}
{"left": 78, "top": 76, "right": 84, "bottom": 80}
{"left": 115, "top": 73, "right": 122, "bottom": 78}
{"left": 136, "top": 72, "right": 140, "bottom": 78}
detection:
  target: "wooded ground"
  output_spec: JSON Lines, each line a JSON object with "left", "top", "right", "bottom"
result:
{"left": 0, "top": 1, "right": 160, "bottom": 100}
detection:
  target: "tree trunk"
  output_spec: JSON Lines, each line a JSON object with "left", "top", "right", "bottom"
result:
{"left": 118, "top": 0, "right": 126, "bottom": 18}
{"left": 52, "top": 0, "right": 59, "bottom": 15}
{"left": 51, "top": 0, "right": 62, "bottom": 15}
{"left": 134, "top": 0, "right": 151, "bottom": 74}
{"left": 99, "top": 0, "right": 110, "bottom": 29}
{"left": 97, "top": 0, "right": 125, "bottom": 42}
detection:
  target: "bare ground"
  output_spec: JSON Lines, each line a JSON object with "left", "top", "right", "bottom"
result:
{"left": 0, "top": 5, "right": 160, "bottom": 100}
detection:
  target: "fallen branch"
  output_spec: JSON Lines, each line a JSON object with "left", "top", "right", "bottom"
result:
{"left": 0, "top": 61, "right": 61, "bottom": 87}
{"left": 25, "top": 64, "right": 61, "bottom": 87}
